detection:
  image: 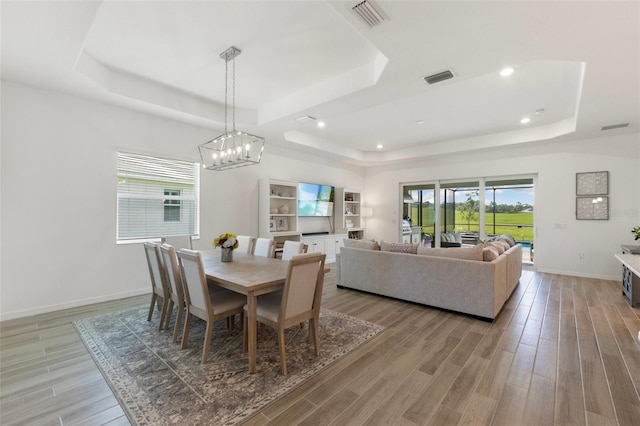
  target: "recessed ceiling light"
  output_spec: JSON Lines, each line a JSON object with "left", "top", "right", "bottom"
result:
{"left": 500, "top": 67, "right": 514, "bottom": 77}
{"left": 535, "top": 108, "right": 545, "bottom": 115}
{"left": 520, "top": 117, "right": 531, "bottom": 124}
{"left": 317, "top": 121, "right": 325, "bottom": 128}
{"left": 416, "top": 120, "right": 424, "bottom": 125}
{"left": 376, "top": 144, "right": 383, "bottom": 149}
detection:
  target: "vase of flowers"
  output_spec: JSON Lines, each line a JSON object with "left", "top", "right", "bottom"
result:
{"left": 633, "top": 226, "right": 640, "bottom": 241}
{"left": 213, "top": 232, "right": 239, "bottom": 262}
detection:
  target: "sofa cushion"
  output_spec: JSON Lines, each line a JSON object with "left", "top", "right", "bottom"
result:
{"left": 494, "top": 240, "right": 510, "bottom": 252}
{"left": 483, "top": 246, "right": 500, "bottom": 261}
{"left": 417, "top": 243, "right": 483, "bottom": 261}
{"left": 487, "top": 241, "right": 505, "bottom": 254}
{"left": 380, "top": 241, "right": 418, "bottom": 254}
{"left": 343, "top": 238, "right": 380, "bottom": 251}
{"left": 441, "top": 232, "right": 462, "bottom": 243}
{"left": 496, "top": 234, "right": 516, "bottom": 247}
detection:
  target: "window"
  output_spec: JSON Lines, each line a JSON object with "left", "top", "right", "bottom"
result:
{"left": 117, "top": 151, "right": 199, "bottom": 242}
{"left": 163, "top": 189, "right": 181, "bottom": 222}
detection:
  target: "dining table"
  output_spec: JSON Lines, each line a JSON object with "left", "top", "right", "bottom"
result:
{"left": 199, "top": 250, "right": 289, "bottom": 374}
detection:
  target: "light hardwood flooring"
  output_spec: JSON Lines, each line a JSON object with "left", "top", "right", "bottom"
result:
{"left": 2, "top": 268, "right": 640, "bottom": 425}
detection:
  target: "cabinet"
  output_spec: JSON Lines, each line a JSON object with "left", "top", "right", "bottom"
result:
{"left": 621, "top": 245, "right": 640, "bottom": 307}
{"left": 259, "top": 179, "right": 301, "bottom": 247}
{"left": 302, "top": 234, "right": 346, "bottom": 263}
{"left": 336, "top": 188, "right": 365, "bottom": 239}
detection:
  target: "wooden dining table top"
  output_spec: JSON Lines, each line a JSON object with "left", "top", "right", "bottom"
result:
{"left": 199, "top": 250, "right": 289, "bottom": 295}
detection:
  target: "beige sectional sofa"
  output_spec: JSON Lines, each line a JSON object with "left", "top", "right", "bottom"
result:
{"left": 336, "top": 242, "right": 522, "bottom": 320}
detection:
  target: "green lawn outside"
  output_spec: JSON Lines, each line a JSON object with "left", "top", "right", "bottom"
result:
{"left": 418, "top": 210, "right": 534, "bottom": 242}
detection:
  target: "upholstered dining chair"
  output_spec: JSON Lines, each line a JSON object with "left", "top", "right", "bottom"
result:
{"left": 236, "top": 235, "right": 255, "bottom": 255}
{"left": 143, "top": 242, "right": 170, "bottom": 331}
{"left": 162, "top": 235, "right": 193, "bottom": 250}
{"left": 177, "top": 249, "right": 246, "bottom": 364}
{"left": 244, "top": 252, "right": 326, "bottom": 375}
{"left": 253, "top": 237, "right": 274, "bottom": 258}
{"left": 160, "top": 243, "right": 187, "bottom": 343}
{"left": 281, "top": 240, "right": 306, "bottom": 261}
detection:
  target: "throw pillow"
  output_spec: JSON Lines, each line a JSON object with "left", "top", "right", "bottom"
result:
{"left": 417, "top": 243, "right": 483, "bottom": 261}
{"left": 494, "top": 240, "right": 510, "bottom": 251}
{"left": 380, "top": 241, "right": 418, "bottom": 254}
{"left": 497, "top": 234, "right": 515, "bottom": 247}
{"left": 482, "top": 246, "right": 499, "bottom": 261}
{"left": 343, "top": 238, "right": 380, "bottom": 251}
{"left": 487, "top": 241, "right": 505, "bottom": 254}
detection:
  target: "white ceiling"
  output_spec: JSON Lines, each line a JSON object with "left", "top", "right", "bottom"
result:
{"left": 2, "top": 1, "right": 638, "bottom": 166}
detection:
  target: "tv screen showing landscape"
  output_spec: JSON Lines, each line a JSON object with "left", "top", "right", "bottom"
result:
{"left": 298, "top": 183, "right": 334, "bottom": 216}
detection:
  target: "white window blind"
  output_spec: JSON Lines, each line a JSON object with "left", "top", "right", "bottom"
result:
{"left": 117, "top": 151, "right": 199, "bottom": 242}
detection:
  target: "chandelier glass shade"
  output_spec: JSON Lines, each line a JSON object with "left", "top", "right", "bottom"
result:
{"left": 199, "top": 46, "right": 264, "bottom": 171}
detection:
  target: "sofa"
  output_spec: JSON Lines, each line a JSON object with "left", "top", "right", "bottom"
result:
{"left": 336, "top": 240, "right": 522, "bottom": 320}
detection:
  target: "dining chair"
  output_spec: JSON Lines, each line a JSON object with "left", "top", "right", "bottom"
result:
{"left": 236, "top": 235, "right": 255, "bottom": 255}
{"left": 177, "top": 249, "right": 246, "bottom": 364}
{"left": 160, "top": 243, "right": 187, "bottom": 343}
{"left": 253, "top": 237, "right": 274, "bottom": 258}
{"left": 281, "top": 240, "right": 305, "bottom": 261}
{"left": 244, "top": 252, "right": 326, "bottom": 375}
{"left": 162, "top": 235, "right": 193, "bottom": 250}
{"left": 143, "top": 242, "right": 170, "bottom": 331}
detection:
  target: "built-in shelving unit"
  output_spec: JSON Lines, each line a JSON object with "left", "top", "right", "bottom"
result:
{"left": 259, "top": 179, "right": 301, "bottom": 246}
{"left": 301, "top": 234, "right": 346, "bottom": 263}
{"left": 336, "top": 188, "right": 365, "bottom": 239}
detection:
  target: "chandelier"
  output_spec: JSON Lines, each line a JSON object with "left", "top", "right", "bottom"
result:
{"left": 199, "top": 46, "right": 264, "bottom": 171}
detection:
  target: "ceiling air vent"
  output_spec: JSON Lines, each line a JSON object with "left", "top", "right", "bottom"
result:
{"left": 352, "top": 0, "right": 387, "bottom": 28}
{"left": 423, "top": 69, "right": 455, "bottom": 85}
{"left": 601, "top": 123, "right": 630, "bottom": 131}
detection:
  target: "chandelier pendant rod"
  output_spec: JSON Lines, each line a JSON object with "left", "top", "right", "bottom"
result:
{"left": 199, "top": 46, "right": 264, "bottom": 171}
{"left": 232, "top": 52, "right": 236, "bottom": 133}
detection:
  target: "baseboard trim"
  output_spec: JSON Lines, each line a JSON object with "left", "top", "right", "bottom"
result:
{"left": 533, "top": 268, "right": 619, "bottom": 281}
{"left": 0, "top": 288, "right": 150, "bottom": 322}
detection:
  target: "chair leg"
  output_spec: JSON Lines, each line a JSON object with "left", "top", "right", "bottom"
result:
{"left": 228, "top": 315, "right": 235, "bottom": 330}
{"left": 202, "top": 321, "right": 214, "bottom": 364}
{"left": 172, "top": 305, "right": 184, "bottom": 344}
{"left": 158, "top": 299, "right": 168, "bottom": 332}
{"left": 277, "top": 328, "right": 287, "bottom": 375}
{"left": 147, "top": 294, "right": 157, "bottom": 321}
{"left": 310, "top": 318, "right": 319, "bottom": 356}
{"left": 181, "top": 313, "right": 192, "bottom": 349}
{"left": 163, "top": 300, "right": 174, "bottom": 331}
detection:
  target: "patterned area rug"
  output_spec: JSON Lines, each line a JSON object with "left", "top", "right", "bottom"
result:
{"left": 74, "top": 305, "right": 383, "bottom": 425}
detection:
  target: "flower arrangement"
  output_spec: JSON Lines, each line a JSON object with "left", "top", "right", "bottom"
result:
{"left": 633, "top": 226, "right": 640, "bottom": 241}
{"left": 213, "top": 232, "right": 239, "bottom": 250}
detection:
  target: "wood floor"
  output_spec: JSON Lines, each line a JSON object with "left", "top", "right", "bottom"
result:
{"left": 2, "top": 268, "right": 640, "bottom": 425}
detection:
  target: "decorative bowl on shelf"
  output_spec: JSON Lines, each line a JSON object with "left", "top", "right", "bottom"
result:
{"left": 279, "top": 205, "right": 290, "bottom": 214}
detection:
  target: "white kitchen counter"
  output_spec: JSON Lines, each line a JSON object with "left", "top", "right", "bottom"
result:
{"left": 615, "top": 253, "right": 640, "bottom": 277}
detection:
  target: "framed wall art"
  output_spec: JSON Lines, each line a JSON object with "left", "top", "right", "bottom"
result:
{"left": 576, "top": 171, "right": 608, "bottom": 196}
{"left": 576, "top": 196, "right": 609, "bottom": 220}
{"left": 276, "top": 217, "right": 288, "bottom": 231}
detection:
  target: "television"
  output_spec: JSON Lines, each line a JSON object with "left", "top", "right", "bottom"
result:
{"left": 298, "top": 182, "right": 335, "bottom": 217}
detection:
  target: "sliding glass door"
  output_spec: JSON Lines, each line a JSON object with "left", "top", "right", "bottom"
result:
{"left": 402, "top": 176, "right": 535, "bottom": 262}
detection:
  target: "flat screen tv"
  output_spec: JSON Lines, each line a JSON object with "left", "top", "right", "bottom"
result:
{"left": 298, "top": 182, "right": 335, "bottom": 217}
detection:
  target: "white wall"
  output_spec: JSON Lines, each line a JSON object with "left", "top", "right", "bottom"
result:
{"left": 2, "top": 80, "right": 639, "bottom": 320}
{"left": 0, "top": 81, "right": 363, "bottom": 320}
{"left": 363, "top": 135, "right": 640, "bottom": 280}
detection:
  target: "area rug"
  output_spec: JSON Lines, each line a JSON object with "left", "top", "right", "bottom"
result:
{"left": 74, "top": 305, "right": 383, "bottom": 425}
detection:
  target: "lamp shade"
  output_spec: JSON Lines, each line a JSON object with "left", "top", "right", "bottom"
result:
{"left": 361, "top": 207, "right": 373, "bottom": 218}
